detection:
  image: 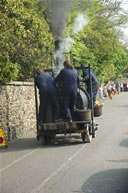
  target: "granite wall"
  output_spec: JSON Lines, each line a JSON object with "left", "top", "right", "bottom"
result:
{"left": 0, "top": 82, "right": 37, "bottom": 141}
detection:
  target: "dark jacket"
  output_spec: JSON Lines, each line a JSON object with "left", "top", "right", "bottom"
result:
{"left": 83, "top": 67, "right": 98, "bottom": 88}
{"left": 54, "top": 67, "right": 79, "bottom": 91}
{"left": 35, "top": 73, "right": 56, "bottom": 94}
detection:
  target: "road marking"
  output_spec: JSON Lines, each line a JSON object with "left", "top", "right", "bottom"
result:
{"left": 0, "top": 148, "right": 39, "bottom": 173}
{"left": 31, "top": 144, "right": 86, "bottom": 193}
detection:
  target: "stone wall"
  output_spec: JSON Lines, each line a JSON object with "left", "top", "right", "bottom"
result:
{"left": 0, "top": 82, "right": 37, "bottom": 141}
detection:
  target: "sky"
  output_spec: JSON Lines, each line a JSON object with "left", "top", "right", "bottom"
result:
{"left": 120, "top": 1, "right": 128, "bottom": 44}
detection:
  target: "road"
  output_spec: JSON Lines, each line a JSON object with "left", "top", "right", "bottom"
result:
{"left": 0, "top": 92, "right": 128, "bottom": 193}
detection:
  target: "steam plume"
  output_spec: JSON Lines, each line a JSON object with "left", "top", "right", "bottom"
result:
{"left": 72, "top": 14, "right": 89, "bottom": 35}
{"left": 64, "top": 13, "right": 89, "bottom": 52}
{"left": 45, "top": 0, "right": 89, "bottom": 70}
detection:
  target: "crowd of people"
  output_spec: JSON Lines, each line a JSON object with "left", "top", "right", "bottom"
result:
{"left": 98, "top": 81, "right": 128, "bottom": 100}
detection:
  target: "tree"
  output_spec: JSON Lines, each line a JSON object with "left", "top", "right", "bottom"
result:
{"left": 0, "top": 0, "right": 54, "bottom": 83}
{"left": 65, "top": 0, "right": 128, "bottom": 82}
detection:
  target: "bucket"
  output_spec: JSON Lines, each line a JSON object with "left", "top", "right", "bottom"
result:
{"left": 74, "top": 109, "right": 91, "bottom": 121}
{"left": 94, "top": 105, "right": 103, "bottom": 117}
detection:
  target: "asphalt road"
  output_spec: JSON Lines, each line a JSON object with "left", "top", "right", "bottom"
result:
{"left": 0, "top": 92, "right": 128, "bottom": 193}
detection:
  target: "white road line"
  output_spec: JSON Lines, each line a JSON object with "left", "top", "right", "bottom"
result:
{"left": 31, "top": 144, "right": 86, "bottom": 193}
{"left": 0, "top": 148, "right": 39, "bottom": 173}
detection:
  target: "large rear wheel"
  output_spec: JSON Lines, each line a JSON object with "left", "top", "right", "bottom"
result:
{"left": 81, "top": 124, "right": 92, "bottom": 143}
{"left": 81, "top": 133, "right": 86, "bottom": 143}
{"left": 40, "top": 134, "right": 56, "bottom": 145}
{"left": 40, "top": 135, "right": 50, "bottom": 145}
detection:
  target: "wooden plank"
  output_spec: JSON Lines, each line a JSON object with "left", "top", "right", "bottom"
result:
{"left": 39, "top": 120, "right": 91, "bottom": 131}
{"left": 39, "top": 120, "right": 91, "bottom": 126}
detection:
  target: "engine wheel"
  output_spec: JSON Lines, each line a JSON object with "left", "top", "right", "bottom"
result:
{"left": 40, "top": 135, "right": 51, "bottom": 145}
{"left": 81, "top": 124, "right": 92, "bottom": 143}
{"left": 81, "top": 133, "right": 86, "bottom": 143}
{"left": 85, "top": 133, "right": 92, "bottom": 143}
{"left": 37, "top": 134, "right": 40, "bottom": 141}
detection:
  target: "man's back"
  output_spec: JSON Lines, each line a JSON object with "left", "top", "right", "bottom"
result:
{"left": 55, "top": 67, "right": 79, "bottom": 90}
{"left": 35, "top": 73, "right": 55, "bottom": 92}
{"left": 83, "top": 67, "right": 98, "bottom": 87}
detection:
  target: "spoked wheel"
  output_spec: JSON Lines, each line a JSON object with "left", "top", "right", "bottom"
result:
{"left": 81, "top": 124, "right": 92, "bottom": 143}
{"left": 40, "top": 134, "right": 56, "bottom": 145}
{"left": 40, "top": 135, "right": 51, "bottom": 145}
{"left": 81, "top": 133, "right": 86, "bottom": 143}
{"left": 37, "top": 134, "right": 40, "bottom": 141}
{"left": 86, "top": 132, "right": 92, "bottom": 143}
{"left": 36, "top": 125, "right": 42, "bottom": 141}
{"left": 91, "top": 123, "right": 96, "bottom": 138}
{"left": 89, "top": 123, "right": 92, "bottom": 135}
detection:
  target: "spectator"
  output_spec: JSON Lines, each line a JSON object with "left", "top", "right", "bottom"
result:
{"left": 120, "top": 82, "right": 124, "bottom": 92}
{"left": 103, "top": 83, "right": 108, "bottom": 97}
{"left": 123, "top": 82, "right": 127, "bottom": 91}
{"left": 115, "top": 82, "right": 120, "bottom": 94}
{"left": 99, "top": 84, "right": 104, "bottom": 98}
{"left": 107, "top": 84, "right": 112, "bottom": 98}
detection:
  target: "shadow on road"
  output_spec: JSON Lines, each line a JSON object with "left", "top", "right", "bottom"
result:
{"left": 120, "top": 138, "right": 128, "bottom": 148}
{"left": 107, "top": 159, "right": 128, "bottom": 163}
{"left": 0, "top": 137, "right": 40, "bottom": 152}
{"left": 48, "top": 135, "right": 84, "bottom": 146}
{"left": 1, "top": 134, "right": 85, "bottom": 152}
{"left": 73, "top": 168, "right": 128, "bottom": 193}
{"left": 117, "top": 104, "right": 128, "bottom": 108}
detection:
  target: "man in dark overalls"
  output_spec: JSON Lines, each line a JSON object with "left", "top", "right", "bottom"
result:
{"left": 35, "top": 69, "right": 60, "bottom": 123}
{"left": 82, "top": 65, "right": 99, "bottom": 107}
{"left": 54, "top": 60, "right": 79, "bottom": 122}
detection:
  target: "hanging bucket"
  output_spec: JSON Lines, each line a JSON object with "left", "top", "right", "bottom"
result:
{"left": 74, "top": 109, "right": 91, "bottom": 121}
{"left": 94, "top": 104, "right": 103, "bottom": 117}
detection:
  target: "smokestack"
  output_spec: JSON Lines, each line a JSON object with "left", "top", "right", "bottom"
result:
{"left": 45, "top": 0, "right": 73, "bottom": 70}
{"left": 44, "top": 0, "right": 89, "bottom": 70}
{"left": 55, "top": 40, "right": 64, "bottom": 68}
{"left": 55, "top": 40, "right": 62, "bottom": 52}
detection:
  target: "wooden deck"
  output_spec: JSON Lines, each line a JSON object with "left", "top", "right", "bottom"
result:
{"left": 38, "top": 120, "right": 91, "bottom": 131}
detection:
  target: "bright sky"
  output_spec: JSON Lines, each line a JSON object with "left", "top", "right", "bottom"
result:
{"left": 120, "top": 1, "right": 128, "bottom": 44}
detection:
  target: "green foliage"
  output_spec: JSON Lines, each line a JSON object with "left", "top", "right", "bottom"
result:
{"left": 0, "top": 0, "right": 54, "bottom": 83}
{"left": 0, "top": 53, "right": 19, "bottom": 83}
{"left": 65, "top": 0, "right": 128, "bottom": 82}
{"left": 1, "top": 0, "right": 128, "bottom": 83}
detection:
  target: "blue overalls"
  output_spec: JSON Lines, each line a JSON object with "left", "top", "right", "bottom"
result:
{"left": 54, "top": 67, "right": 79, "bottom": 121}
{"left": 35, "top": 73, "right": 59, "bottom": 122}
{"left": 82, "top": 67, "right": 99, "bottom": 107}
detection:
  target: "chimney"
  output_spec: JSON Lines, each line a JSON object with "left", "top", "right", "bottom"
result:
{"left": 55, "top": 40, "right": 64, "bottom": 68}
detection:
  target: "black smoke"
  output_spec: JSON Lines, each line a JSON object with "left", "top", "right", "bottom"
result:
{"left": 45, "top": 0, "right": 73, "bottom": 40}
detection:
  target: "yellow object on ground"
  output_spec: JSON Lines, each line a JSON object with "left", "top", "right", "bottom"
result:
{"left": 118, "top": 90, "right": 120, "bottom": 94}
{"left": 0, "top": 128, "right": 8, "bottom": 148}
{"left": 96, "top": 101, "right": 99, "bottom": 105}
{"left": 110, "top": 94, "right": 112, "bottom": 99}
{"left": 112, "top": 91, "right": 114, "bottom": 95}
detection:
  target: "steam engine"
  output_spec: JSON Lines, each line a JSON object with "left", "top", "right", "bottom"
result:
{"left": 43, "top": 40, "right": 90, "bottom": 123}
{"left": 43, "top": 87, "right": 90, "bottom": 123}
{"left": 35, "top": 40, "right": 100, "bottom": 144}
